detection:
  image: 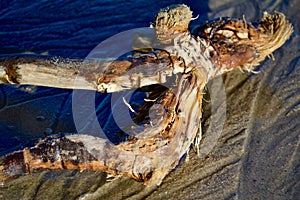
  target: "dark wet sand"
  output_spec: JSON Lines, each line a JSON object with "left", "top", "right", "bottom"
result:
{"left": 0, "top": 0, "right": 299, "bottom": 199}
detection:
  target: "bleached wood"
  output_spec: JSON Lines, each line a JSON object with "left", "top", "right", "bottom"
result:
{"left": 0, "top": 5, "right": 293, "bottom": 186}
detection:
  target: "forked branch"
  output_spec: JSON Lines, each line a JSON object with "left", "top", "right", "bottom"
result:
{"left": 0, "top": 5, "right": 293, "bottom": 185}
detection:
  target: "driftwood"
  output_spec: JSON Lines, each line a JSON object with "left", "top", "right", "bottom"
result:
{"left": 0, "top": 4, "right": 293, "bottom": 185}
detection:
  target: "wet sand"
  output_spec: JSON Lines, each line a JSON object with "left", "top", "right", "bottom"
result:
{"left": 0, "top": 0, "right": 299, "bottom": 199}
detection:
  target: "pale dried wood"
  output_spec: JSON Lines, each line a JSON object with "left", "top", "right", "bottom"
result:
{"left": 0, "top": 4, "right": 293, "bottom": 186}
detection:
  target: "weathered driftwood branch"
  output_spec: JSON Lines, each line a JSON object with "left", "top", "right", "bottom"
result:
{"left": 0, "top": 57, "right": 129, "bottom": 91}
{"left": 0, "top": 10, "right": 292, "bottom": 92}
{"left": 0, "top": 4, "right": 293, "bottom": 185}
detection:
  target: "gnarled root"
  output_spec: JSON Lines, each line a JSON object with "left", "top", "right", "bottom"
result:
{"left": 0, "top": 5, "right": 293, "bottom": 185}
{"left": 193, "top": 11, "right": 293, "bottom": 74}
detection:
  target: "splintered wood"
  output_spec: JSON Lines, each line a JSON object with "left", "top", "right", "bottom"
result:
{"left": 0, "top": 4, "right": 293, "bottom": 185}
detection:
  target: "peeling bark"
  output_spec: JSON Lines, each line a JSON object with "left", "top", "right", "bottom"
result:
{"left": 0, "top": 4, "right": 293, "bottom": 185}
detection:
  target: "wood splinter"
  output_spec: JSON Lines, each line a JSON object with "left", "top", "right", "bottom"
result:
{"left": 0, "top": 4, "right": 293, "bottom": 185}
